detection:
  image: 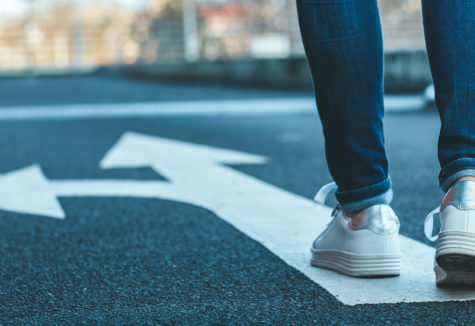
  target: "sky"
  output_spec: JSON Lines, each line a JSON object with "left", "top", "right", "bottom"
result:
{"left": 0, "top": 0, "right": 147, "bottom": 18}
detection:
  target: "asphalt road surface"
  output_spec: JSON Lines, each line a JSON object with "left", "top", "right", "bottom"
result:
{"left": 0, "top": 75, "right": 473, "bottom": 325}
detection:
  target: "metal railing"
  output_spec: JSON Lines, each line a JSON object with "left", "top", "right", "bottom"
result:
{"left": 0, "top": 0, "right": 425, "bottom": 72}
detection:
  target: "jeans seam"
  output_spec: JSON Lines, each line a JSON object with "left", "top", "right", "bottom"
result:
{"left": 339, "top": 188, "right": 393, "bottom": 211}
{"left": 439, "top": 158, "right": 475, "bottom": 191}
{"left": 440, "top": 158, "right": 475, "bottom": 178}
{"left": 336, "top": 177, "right": 390, "bottom": 196}
{"left": 441, "top": 157, "right": 475, "bottom": 170}
{"left": 440, "top": 169, "right": 475, "bottom": 192}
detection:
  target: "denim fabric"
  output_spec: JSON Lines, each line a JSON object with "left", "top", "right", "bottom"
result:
{"left": 296, "top": 0, "right": 388, "bottom": 211}
{"left": 422, "top": 0, "right": 475, "bottom": 190}
{"left": 296, "top": 0, "right": 475, "bottom": 211}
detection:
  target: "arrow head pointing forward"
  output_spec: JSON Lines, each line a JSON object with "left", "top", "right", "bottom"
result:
{"left": 100, "top": 132, "right": 267, "bottom": 177}
{"left": 0, "top": 165, "right": 65, "bottom": 219}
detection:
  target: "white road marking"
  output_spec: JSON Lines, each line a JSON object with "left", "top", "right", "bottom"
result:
{"left": 278, "top": 132, "right": 306, "bottom": 143}
{"left": 0, "top": 165, "right": 65, "bottom": 218}
{"left": 98, "top": 133, "right": 475, "bottom": 305}
{"left": 0, "top": 165, "right": 182, "bottom": 219}
{"left": 0, "top": 95, "right": 424, "bottom": 121}
{"left": 1, "top": 132, "right": 470, "bottom": 305}
{"left": 384, "top": 95, "right": 426, "bottom": 111}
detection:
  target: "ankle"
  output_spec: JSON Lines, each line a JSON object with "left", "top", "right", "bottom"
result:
{"left": 344, "top": 210, "right": 364, "bottom": 218}
{"left": 453, "top": 176, "right": 475, "bottom": 187}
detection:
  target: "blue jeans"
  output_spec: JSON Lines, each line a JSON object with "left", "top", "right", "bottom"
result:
{"left": 296, "top": 0, "right": 475, "bottom": 211}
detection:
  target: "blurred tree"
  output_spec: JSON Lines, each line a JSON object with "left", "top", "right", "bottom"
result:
{"left": 148, "top": 0, "right": 183, "bottom": 18}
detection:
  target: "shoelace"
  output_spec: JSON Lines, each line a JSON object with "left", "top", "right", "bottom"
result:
{"left": 314, "top": 182, "right": 341, "bottom": 217}
{"left": 424, "top": 206, "right": 441, "bottom": 242}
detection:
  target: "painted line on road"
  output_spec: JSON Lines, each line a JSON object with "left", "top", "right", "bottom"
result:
{"left": 97, "top": 133, "right": 474, "bottom": 305}
{"left": 0, "top": 95, "right": 425, "bottom": 121}
{"left": 1, "top": 132, "right": 469, "bottom": 305}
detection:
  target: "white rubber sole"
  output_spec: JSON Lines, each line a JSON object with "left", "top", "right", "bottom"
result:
{"left": 310, "top": 249, "right": 401, "bottom": 277}
{"left": 435, "top": 231, "right": 475, "bottom": 286}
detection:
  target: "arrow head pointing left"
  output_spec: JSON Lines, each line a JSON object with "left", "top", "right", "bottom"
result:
{"left": 0, "top": 165, "right": 65, "bottom": 219}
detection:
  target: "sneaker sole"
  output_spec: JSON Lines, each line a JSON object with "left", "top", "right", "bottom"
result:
{"left": 310, "top": 249, "right": 401, "bottom": 277}
{"left": 435, "top": 231, "right": 475, "bottom": 286}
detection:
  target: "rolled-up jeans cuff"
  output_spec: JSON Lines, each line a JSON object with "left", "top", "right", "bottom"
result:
{"left": 440, "top": 158, "right": 475, "bottom": 191}
{"left": 335, "top": 177, "right": 393, "bottom": 212}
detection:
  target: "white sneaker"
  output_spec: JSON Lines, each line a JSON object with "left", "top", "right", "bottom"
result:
{"left": 425, "top": 180, "right": 475, "bottom": 286}
{"left": 311, "top": 183, "right": 402, "bottom": 277}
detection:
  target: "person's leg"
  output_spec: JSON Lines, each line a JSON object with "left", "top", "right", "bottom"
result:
{"left": 421, "top": 0, "right": 475, "bottom": 285}
{"left": 421, "top": 0, "right": 475, "bottom": 190}
{"left": 296, "top": 0, "right": 391, "bottom": 212}
{"left": 296, "top": 0, "right": 401, "bottom": 277}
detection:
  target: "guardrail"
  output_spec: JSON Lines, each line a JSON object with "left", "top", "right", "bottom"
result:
{"left": 105, "top": 49, "right": 432, "bottom": 94}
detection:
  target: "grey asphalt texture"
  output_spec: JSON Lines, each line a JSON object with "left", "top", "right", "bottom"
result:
{"left": 0, "top": 75, "right": 473, "bottom": 325}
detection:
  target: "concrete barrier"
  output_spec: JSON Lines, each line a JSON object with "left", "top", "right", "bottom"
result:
{"left": 103, "top": 49, "right": 433, "bottom": 94}
{"left": 384, "top": 50, "right": 432, "bottom": 93}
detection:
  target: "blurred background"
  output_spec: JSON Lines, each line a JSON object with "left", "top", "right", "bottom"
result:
{"left": 0, "top": 0, "right": 425, "bottom": 68}
{"left": 0, "top": 0, "right": 432, "bottom": 94}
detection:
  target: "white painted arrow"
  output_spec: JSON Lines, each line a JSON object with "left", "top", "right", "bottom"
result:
{"left": 1, "top": 132, "right": 474, "bottom": 305}
{"left": 0, "top": 134, "right": 267, "bottom": 218}
{"left": 0, "top": 165, "right": 182, "bottom": 219}
{"left": 0, "top": 165, "right": 65, "bottom": 218}
{"left": 99, "top": 132, "right": 475, "bottom": 305}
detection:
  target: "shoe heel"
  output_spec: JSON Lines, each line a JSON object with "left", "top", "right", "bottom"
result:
{"left": 435, "top": 232, "right": 475, "bottom": 286}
